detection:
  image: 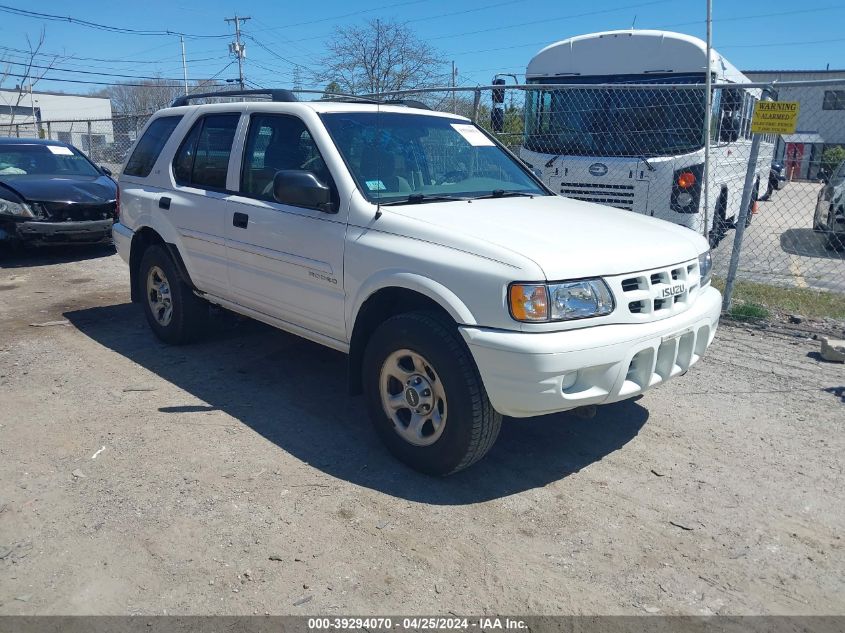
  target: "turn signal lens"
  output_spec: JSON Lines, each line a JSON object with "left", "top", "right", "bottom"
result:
{"left": 509, "top": 284, "right": 548, "bottom": 321}
{"left": 677, "top": 171, "right": 697, "bottom": 189}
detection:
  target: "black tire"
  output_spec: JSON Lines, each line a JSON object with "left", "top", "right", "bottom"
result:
{"left": 708, "top": 192, "right": 728, "bottom": 248}
{"left": 138, "top": 244, "right": 208, "bottom": 344}
{"left": 745, "top": 183, "right": 759, "bottom": 228}
{"left": 362, "top": 311, "right": 502, "bottom": 476}
{"left": 825, "top": 232, "right": 845, "bottom": 251}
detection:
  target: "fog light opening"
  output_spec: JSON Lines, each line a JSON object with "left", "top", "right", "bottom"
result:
{"left": 561, "top": 372, "right": 578, "bottom": 390}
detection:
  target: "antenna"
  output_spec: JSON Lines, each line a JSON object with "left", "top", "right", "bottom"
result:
{"left": 631, "top": 15, "right": 637, "bottom": 30}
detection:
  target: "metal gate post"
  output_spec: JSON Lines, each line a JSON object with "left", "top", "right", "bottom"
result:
{"left": 46, "top": 121, "right": 52, "bottom": 140}
{"left": 721, "top": 133, "right": 762, "bottom": 312}
{"left": 87, "top": 120, "right": 93, "bottom": 159}
{"left": 472, "top": 89, "right": 481, "bottom": 123}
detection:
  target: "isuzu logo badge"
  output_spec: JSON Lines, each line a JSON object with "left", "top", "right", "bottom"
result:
{"left": 661, "top": 284, "right": 685, "bottom": 298}
{"left": 588, "top": 162, "right": 608, "bottom": 177}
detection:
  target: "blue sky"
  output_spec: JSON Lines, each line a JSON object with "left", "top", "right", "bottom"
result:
{"left": 0, "top": 0, "right": 842, "bottom": 95}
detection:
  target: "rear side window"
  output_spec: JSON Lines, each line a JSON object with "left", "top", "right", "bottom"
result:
{"left": 172, "top": 113, "right": 240, "bottom": 190}
{"left": 124, "top": 116, "right": 182, "bottom": 177}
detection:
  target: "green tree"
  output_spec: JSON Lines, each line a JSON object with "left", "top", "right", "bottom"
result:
{"left": 321, "top": 81, "right": 342, "bottom": 100}
{"left": 820, "top": 145, "right": 845, "bottom": 177}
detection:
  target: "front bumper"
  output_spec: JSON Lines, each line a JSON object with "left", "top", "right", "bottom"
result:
{"left": 460, "top": 286, "right": 722, "bottom": 418}
{"left": 10, "top": 219, "right": 114, "bottom": 244}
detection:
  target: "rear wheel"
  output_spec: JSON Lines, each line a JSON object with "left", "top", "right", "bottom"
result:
{"left": 709, "top": 192, "right": 728, "bottom": 248}
{"left": 362, "top": 311, "right": 502, "bottom": 475}
{"left": 745, "top": 182, "right": 759, "bottom": 228}
{"left": 139, "top": 245, "right": 207, "bottom": 344}
{"left": 825, "top": 232, "right": 845, "bottom": 251}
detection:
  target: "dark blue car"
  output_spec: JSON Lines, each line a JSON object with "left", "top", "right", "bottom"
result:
{"left": 0, "top": 137, "right": 117, "bottom": 247}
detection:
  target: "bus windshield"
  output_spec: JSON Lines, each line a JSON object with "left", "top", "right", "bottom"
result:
{"left": 524, "top": 76, "right": 706, "bottom": 158}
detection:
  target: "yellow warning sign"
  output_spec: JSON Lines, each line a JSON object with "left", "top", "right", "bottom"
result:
{"left": 751, "top": 101, "right": 800, "bottom": 135}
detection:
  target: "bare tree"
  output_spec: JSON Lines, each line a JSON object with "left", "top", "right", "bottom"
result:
{"left": 316, "top": 20, "right": 446, "bottom": 96}
{"left": 0, "top": 29, "right": 62, "bottom": 128}
{"left": 100, "top": 78, "right": 228, "bottom": 115}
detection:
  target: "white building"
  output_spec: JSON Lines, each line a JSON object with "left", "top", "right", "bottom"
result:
{"left": 743, "top": 69, "right": 845, "bottom": 180}
{"left": 0, "top": 88, "right": 114, "bottom": 152}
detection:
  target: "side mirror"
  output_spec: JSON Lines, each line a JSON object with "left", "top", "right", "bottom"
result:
{"left": 273, "top": 170, "right": 334, "bottom": 212}
{"left": 719, "top": 117, "right": 741, "bottom": 143}
{"left": 100, "top": 166, "right": 113, "bottom": 176}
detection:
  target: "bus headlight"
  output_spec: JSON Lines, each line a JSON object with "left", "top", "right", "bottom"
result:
{"left": 509, "top": 279, "right": 614, "bottom": 322}
{"left": 698, "top": 250, "right": 713, "bottom": 286}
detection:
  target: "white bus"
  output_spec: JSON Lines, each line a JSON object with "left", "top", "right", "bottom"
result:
{"left": 520, "top": 30, "right": 774, "bottom": 246}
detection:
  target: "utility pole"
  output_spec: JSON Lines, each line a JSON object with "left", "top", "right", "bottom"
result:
{"left": 180, "top": 36, "right": 188, "bottom": 95}
{"left": 451, "top": 61, "right": 457, "bottom": 114}
{"left": 703, "top": 0, "right": 713, "bottom": 241}
{"left": 225, "top": 14, "right": 251, "bottom": 91}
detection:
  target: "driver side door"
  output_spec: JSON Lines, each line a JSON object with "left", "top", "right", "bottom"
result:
{"left": 224, "top": 113, "right": 347, "bottom": 344}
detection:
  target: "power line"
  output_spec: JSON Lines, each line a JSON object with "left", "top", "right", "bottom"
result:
{"left": 426, "top": 0, "right": 676, "bottom": 42}
{"left": 443, "top": 4, "right": 845, "bottom": 58}
{"left": 248, "top": 0, "right": 426, "bottom": 32}
{"left": 406, "top": 0, "right": 529, "bottom": 24}
{"left": 244, "top": 35, "right": 307, "bottom": 70}
{"left": 0, "top": 70, "right": 185, "bottom": 88}
{"left": 1, "top": 57, "right": 198, "bottom": 82}
{"left": 0, "top": 4, "right": 230, "bottom": 38}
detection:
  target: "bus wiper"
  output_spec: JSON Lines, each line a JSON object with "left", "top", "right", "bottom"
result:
{"left": 378, "top": 193, "right": 469, "bottom": 206}
{"left": 638, "top": 155, "right": 656, "bottom": 172}
{"left": 471, "top": 190, "right": 535, "bottom": 200}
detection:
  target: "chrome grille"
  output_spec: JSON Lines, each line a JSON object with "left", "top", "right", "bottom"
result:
{"left": 559, "top": 182, "right": 635, "bottom": 210}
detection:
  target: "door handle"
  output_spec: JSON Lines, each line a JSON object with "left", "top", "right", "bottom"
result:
{"left": 232, "top": 212, "right": 249, "bottom": 229}
{"left": 158, "top": 196, "right": 171, "bottom": 210}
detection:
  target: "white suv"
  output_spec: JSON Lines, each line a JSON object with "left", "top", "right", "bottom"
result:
{"left": 113, "top": 90, "right": 720, "bottom": 475}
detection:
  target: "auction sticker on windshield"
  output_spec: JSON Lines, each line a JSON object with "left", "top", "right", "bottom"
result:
{"left": 47, "top": 145, "right": 74, "bottom": 156}
{"left": 451, "top": 123, "right": 495, "bottom": 147}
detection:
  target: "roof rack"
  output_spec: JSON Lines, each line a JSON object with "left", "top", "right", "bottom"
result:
{"left": 170, "top": 89, "right": 297, "bottom": 108}
{"left": 321, "top": 96, "right": 431, "bottom": 111}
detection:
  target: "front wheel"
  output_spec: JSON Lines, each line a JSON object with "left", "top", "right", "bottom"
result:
{"left": 362, "top": 311, "right": 502, "bottom": 475}
{"left": 139, "top": 245, "right": 208, "bottom": 344}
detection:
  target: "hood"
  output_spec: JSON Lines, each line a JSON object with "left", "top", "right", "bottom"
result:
{"left": 0, "top": 175, "right": 116, "bottom": 205}
{"left": 388, "top": 195, "right": 708, "bottom": 279}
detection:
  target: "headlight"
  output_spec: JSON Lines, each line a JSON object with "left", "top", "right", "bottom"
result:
{"left": 509, "top": 279, "right": 614, "bottom": 322}
{"left": 0, "top": 198, "right": 34, "bottom": 218}
{"left": 698, "top": 250, "right": 713, "bottom": 286}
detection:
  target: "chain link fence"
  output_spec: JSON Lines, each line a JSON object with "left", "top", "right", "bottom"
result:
{"left": 2, "top": 82, "right": 843, "bottom": 318}
{"left": 0, "top": 113, "right": 152, "bottom": 174}
{"left": 385, "top": 81, "right": 845, "bottom": 318}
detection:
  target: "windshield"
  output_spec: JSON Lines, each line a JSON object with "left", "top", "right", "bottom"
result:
{"left": 0, "top": 144, "right": 101, "bottom": 178}
{"left": 320, "top": 112, "right": 547, "bottom": 204}
{"left": 524, "top": 76, "right": 706, "bottom": 158}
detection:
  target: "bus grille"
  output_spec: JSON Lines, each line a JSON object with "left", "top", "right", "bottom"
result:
{"left": 559, "top": 182, "right": 635, "bottom": 210}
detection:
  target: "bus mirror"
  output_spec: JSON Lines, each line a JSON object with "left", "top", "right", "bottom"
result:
{"left": 719, "top": 116, "right": 741, "bottom": 143}
{"left": 491, "top": 107, "right": 504, "bottom": 133}
{"left": 492, "top": 78, "right": 506, "bottom": 104}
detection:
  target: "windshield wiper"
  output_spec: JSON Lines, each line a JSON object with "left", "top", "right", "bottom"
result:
{"left": 638, "top": 155, "right": 656, "bottom": 172}
{"left": 377, "top": 193, "right": 469, "bottom": 206}
{"left": 471, "top": 190, "right": 536, "bottom": 200}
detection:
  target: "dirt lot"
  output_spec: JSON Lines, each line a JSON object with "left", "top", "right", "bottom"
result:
{"left": 0, "top": 246, "right": 843, "bottom": 616}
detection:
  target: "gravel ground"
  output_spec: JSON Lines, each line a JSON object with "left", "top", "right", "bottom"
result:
{"left": 0, "top": 246, "right": 843, "bottom": 616}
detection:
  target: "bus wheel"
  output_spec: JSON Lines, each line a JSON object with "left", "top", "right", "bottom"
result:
{"left": 745, "top": 182, "right": 759, "bottom": 228}
{"left": 708, "top": 192, "right": 728, "bottom": 248}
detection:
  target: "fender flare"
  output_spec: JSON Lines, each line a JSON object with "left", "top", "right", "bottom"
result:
{"left": 348, "top": 270, "right": 478, "bottom": 333}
